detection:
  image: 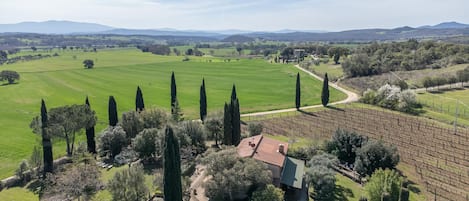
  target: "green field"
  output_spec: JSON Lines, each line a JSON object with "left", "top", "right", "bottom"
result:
{"left": 0, "top": 48, "right": 346, "bottom": 179}
{"left": 418, "top": 88, "right": 469, "bottom": 127}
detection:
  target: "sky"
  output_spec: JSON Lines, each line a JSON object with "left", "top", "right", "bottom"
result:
{"left": 0, "top": 0, "right": 468, "bottom": 31}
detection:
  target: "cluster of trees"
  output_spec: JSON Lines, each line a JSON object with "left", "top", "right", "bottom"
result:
{"left": 325, "top": 129, "right": 400, "bottom": 177}
{"left": 305, "top": 153, "right": 338, "bottom": 200}
{"left": 342, "top": 40, "right": 469, "bottom": 77}
{"left": 185, "top": 48, "right": 204, "bottom": 56}
{"left": 223, "top": 85, "right": 241, "bottom": 146}
{"left": 422, "top": 66, "right": 469, "bottom": 90}
{"left": 0, "top": 70, "right": 20, "bottom": 84}
{"left": 0, "top": 52, "right": 59, "bottom": 65}
{"left": 137, "top": 44, "right": 171, "bottom": 55}
{"left": 361, "top": 84, "right": 422, "bottom": 114}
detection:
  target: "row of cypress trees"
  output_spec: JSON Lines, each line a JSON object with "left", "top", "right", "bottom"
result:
{"left": 295, "top": 72, "right": 330, "bottom": 110}
{"left": 223, "top": 85, "right": 241, "bottom": 146}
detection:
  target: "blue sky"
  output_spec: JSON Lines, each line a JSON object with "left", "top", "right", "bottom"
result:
{"left": 0, "top": 0, "right": 468, "bottom": 31}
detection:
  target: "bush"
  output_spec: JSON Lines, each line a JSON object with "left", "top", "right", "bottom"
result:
{"left": 108, "top": 164, "right": 148, "bottom": 201}
{"left": 354, "top": 140, "right": 400, "bottom": 176}
{"left": 132, "top": 128, "right": 160, "bottom": 160}
{"left": 83, "top": 59, "right": 94, "bottom": 69}
{"left": 365, "top": 169, "right": 402, "bottom": 201}
{"left": 16, "top": 160, "right": 30, "bottom": 183}
{"left": 98, "top": 126, "right": 127, "bottom": 158}
{"left": 325, "top": 129, "right": 368, "bottom": 165}
{"left": 306, "top": 153, "right": 338, "bottom": 201}
{"left": 248, "top": 122, "right": 263, "bottom": 136}
{"left": 250, "top": 184, "right": 284, "bottom": 201}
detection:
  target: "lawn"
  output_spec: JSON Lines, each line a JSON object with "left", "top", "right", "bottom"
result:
{"left": 0, "top": 48, "right": 346, "bottom": 179}
{"left": 308, "top": 61, "right": 345, "bottom": 81}
{"left": 417, "top": 88, "right": 469, "bottom": 127}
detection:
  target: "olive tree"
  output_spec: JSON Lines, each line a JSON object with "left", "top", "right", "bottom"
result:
{"left": 0, "top": 70, "right": 20, "bottom": 84}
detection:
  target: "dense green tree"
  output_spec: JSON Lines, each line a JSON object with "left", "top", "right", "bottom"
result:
{"left": 179, "top": 121, "right": 206, "bottom": 153}
{"left": 231, "top": 98, "right": 241, "bottom": 146}
{"left": 120, "top": 110, "right": 143, "bottom": 140}
{"left": 306, "top": 153, "right": 338, "bottom": 201}
{"left": 223, "top": 102, "right": 233, "bottom": 145}
{"left": 231, "top": 84, "right": 237, "bottom": 101}
{"left": 85, "top": 97, "right": 97, "bottom": 154}
{"left": 321, "top": 73, "right": 330, "bottom": 107}
{"left": 201, "top": 148, "right": 272, "bottom": 201}
{"left": 170, "top": 72, "right": 183, "bottom": 121}
{"left": 295, "top": 72, "right": 301, "bottom": 110}
{"left": 135, "top": 86, "right": 145, "bottom": 112}
{"left": 200, "top": 79, "right": 207, "bottom": 121}
{"left": 0, "top": 70, "right": 20, "bottom": 84}
{"left": 354, "top": 140, "right": 400, "bottom": 176}
{"left": 132, "top": 128, "right": 159, "bottom": 160}
{"left": 83, "top": 59, "right": 94, "bottom": 69}
{"left": 456, "top": 67, "right": 469, "bottom": 87}
{"left": 31, "top": 104, "right": 96, "bottom": 157}
{"left": 325, "top": 129, "right": 368, "bottom": 164}
{"left": 365, "top": 169, "right": 403, "bottom": 201}
{"left": 250, "top": 184, "right": 284, "bottom": 201}
{"left": 38, "top": 99, "right": 53, "bottom": 175}
{"left": 164, "top": 126, "right": 183, "bottom": 201}
{"left": 108, "top": 164, "right": 148, "bottom": 201}
{"left": 108, "top": 96, "right": 118, "bottom": 126}
{"left": 0, "top": 50, "right": 7, "bottom": 64}
{"left": 98, "top": 126, "right": 127, "bottom": 158}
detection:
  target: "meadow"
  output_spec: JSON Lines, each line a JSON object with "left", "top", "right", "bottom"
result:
{"left": 0, "top": 48, "right": 346, "bottom": 179}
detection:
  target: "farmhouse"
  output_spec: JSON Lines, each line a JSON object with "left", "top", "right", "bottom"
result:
{"left": 237, "top": 135, "right": 305, "bottom": 190}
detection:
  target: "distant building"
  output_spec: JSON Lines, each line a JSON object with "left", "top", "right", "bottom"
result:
{"left": 237, "top": 135, "right": 304, "bottom": 189}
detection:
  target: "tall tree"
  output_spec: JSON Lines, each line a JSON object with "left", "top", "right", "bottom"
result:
{"left": 40, "top": 99, "right": 53, "bottom": 175}
{"left": 135, "top": 86, "right": 145, "bottom": 112}
{"left": 199, "top": 79, "right": 207, "bottom": 121}
{"left": 223, "top": 102, "right": 233, "bottom": 145}
{"left": 231, "top": 84, "right": 237, "bottom": 101}
{"left": 231, "top": 98, "right": 241, "bottom": 146}
{"left": 321, "top": 73, "right": 330, "bottom": 107}
{"left": 163, "top": 126, "right": 183, "bottom": 201}
{"left": 171, "top": 72, "right": 177, "bottom": 115}
{"left": 295, "top": 73, "right": 301, "bottom": 110}
{"left": 108, "top": 96, "right": 118, "bottom": 126}
{"left": 85, "top": 96, "right": 96, "bottom": 154}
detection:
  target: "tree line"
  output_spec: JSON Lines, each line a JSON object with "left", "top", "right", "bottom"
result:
{"left": 342, "top": 39, "right": 469, "bottom": 77}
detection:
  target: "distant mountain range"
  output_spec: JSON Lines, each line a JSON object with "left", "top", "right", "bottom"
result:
{"left": 0, "top": 20, "right": 468, "bottom": 42}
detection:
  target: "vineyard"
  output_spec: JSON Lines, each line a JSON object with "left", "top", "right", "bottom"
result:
{"left": 248, "top": 105, "right": 469, "bottom": 201}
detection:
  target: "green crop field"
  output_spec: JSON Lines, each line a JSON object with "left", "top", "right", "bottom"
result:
{"left": 0, "top": 48, "right": 346, "bottom": 179}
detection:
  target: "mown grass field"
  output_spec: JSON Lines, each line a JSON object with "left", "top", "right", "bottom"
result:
{"left": 0, "top": 48, "right": 346, "bottom": 179}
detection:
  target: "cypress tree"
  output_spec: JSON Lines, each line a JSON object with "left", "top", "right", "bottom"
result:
{"left": 231, "top": 98, "right": 241, "bottom": 146}
{"left": 199, "top": 78, "right": 207, "bottom": 121}
{"left": 85, "top": 96, "right": 96, "bottom": 154}
{"left": 135, "top": 86, "right": 145, "bottom": 112}
{"left": 163, "top": 126, "right": 182, "bottom": 201}
{"left": 295, "top": 72, "right": 301, "bottom": 110}
{"left": 223, "top": 102, "right": 233, "bottom": 145}
{"left": 108, "top": 96, "right": 118, "bottom": 126}
{"left": 321, "top": 73, "right": 330, "bottom": 107}
{"left": 41, "top": 99, "right": 53, "bottom": 175}
{"left": 231, "top": 84, "right": 237, "bottom": 101}
{"left": 171, "top": 72, "right": 177, "bottom": 115}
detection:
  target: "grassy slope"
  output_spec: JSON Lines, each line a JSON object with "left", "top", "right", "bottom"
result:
{"left": 417, "top": 88, "right": 469, "bottom": 127}
{"left": 0, "top": 48, "right": 345, "bottom": 179}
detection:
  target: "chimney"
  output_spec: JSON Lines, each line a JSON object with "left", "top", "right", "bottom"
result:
{"left": 278, "top": 144, "right": 285, "bottom": 154}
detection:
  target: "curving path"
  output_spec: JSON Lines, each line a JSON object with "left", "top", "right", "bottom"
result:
{"left": 241, "top": 64, "right": 359, "bottom": 117}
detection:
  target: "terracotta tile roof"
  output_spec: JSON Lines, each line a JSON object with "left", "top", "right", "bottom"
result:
{"left": 237, "top": 135, "right": 289, "bottom": 167}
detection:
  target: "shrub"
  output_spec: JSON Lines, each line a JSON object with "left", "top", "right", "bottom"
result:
{"left": 248, "top": 122, "right": 263, "bottom": 136}
{"left": 354, "top": 140, "right": 400, "bottom": 176}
